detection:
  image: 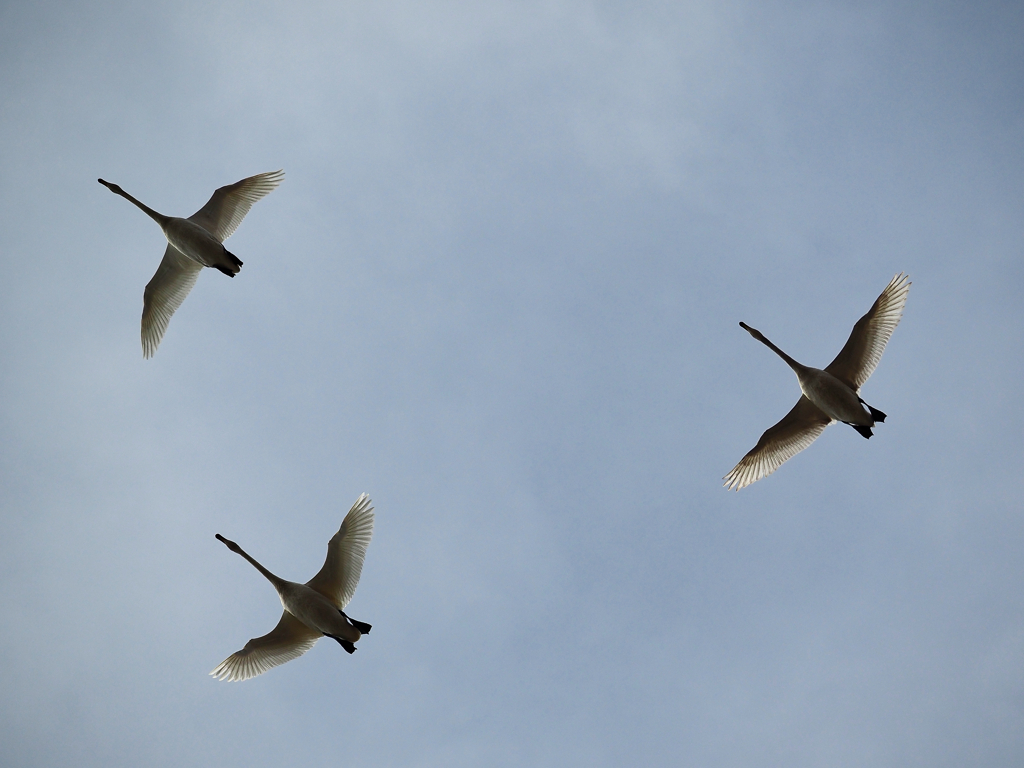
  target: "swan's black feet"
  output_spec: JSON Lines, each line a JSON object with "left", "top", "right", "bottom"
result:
{"left": 859, "top": 398, "right": 887, "bottom": 423}
{"left": 350, "top": 619, "right": 372, "bottom": 635}
{"left": 850, "top": 424, "right": 873, "bottom": 439}
{"left": 339, "top": 610, "right": 372, "bottom": 634}
{"left": 326, "top": 634, "right": 357, "bottom": 654}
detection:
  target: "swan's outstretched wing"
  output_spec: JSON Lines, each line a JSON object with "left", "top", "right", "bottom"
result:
{"left": 306, "top": 494, "right": 375, "bottom": 609}
{"left": 210, "top": 611, "right": 320, "bottom": 682}
{"left": 188, "top": 170, "right": 285, "bottom": 242}
{"left": 825, "top": 273, "right": 911, "bottom": 391}
{"left": 141, "top": 245, "right": 203, "bottom": 358}
{"left": 724, "top": 395, "right": 833, "bottom": 491}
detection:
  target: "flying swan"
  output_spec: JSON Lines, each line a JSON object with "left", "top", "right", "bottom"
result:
{"left": 97, "top": 170, "right": 284, "bottom": 357}
{"left": 211, "top": 493, "right": 375, "bottom": 681}
{"left": 724, "top": 273, "right": 910, "bottom": 491}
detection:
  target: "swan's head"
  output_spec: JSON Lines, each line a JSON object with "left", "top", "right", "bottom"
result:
{"left": 739, "top": 322, "right": 765, "bottom": 342}
{"left": 215, "top": 533, "right": 242, "bottom": 554}
{"left": 97, "top": 179, "right": 124, "bottom": 195}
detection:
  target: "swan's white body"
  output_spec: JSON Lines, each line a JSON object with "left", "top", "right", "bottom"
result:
{"left": 794, "top": 365, "right": 872, "bottom": 426}
{"left": 211, "top": 494, "right": 375, "bottom": 682}
{"left": 724, "top": 273, "right": 911, "bottom": 491}
{"left": 161, "top": 217, "right": 232, "bottom": 270}
{"left": 98, "top": 170, "right": 284, "bottom": 357}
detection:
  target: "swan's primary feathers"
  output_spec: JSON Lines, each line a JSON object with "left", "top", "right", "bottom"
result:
{"left": 210, "top": 612, "right": 321, "bottom": 683}
{"left": 141, "top": 247, "right": 203, "bottom": 359}
{"left": 723, "top": 395, "right": 833, "bottom": 492}
{"left": 187, "top": 171, "right": 286, "bottom": 243}
{"left": 306, "top": 495, "right": 376, "bottom": 611}
{"left": 824, "top": 273, "right": 912, "bottom": 390}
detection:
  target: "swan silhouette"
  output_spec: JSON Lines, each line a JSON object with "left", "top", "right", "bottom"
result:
{"left": 724, "top": 273, "right": 910, "bottom": 491}
{"left": 211, "top": 494, "right": 375, "bottom": 681}
{"left": 98, "top": 170, "right": 284, "bottom": 357}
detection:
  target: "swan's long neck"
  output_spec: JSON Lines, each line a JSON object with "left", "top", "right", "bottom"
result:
{"left": 100, "top": 181, "right": 170, "bottom": 228}
{"left": 740, "top": 322, "right": 808, "bottom": 375}
{"left": 232, "top": 544, "right": 287, "bottom": 592}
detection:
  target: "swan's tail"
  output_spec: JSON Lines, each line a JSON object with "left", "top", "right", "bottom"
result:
{"left": 214, "top": 250, "right": 243, "bottom": 277}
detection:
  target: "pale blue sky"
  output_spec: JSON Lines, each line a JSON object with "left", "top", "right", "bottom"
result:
{"left": 1, "top": 1, "right": 1023, "bottom": 766}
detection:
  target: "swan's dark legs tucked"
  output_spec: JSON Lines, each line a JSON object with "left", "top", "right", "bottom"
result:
{"left": 849, "top": 423, "right": 873, "bottom": 439}
{"left": 858, "top": 397, "right": 887, "bottom": 423}
{"left": 340, "top": 610, "right": 372, "bottom": 634}
{"left": 326, "top": 634, "right": 357, "bottom": 654}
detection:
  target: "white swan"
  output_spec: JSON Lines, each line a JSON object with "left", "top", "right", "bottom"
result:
{"left": 724, "top": 273, "right": 910, "bottom": 491}
{"left": 97, "top": 170, "right": 284, "bottom": 357}
{"left": 211, "top": 494, "right": 375, "bottom": 682}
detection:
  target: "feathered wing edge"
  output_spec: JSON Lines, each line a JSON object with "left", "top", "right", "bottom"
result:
{"left": 724, "top": 395, "right": 833, "bottom": 491}
{"left": 210, "top": 611, "right": 321, "bottom": 682}
{"left": 141, "top": 245, "right": 203, "bottom": 358}
{"left": 188, "top": 170, "right": 285, "bottom": 242}
{"left": 306, "top": 494, "right": 375, "bottom": 610}
{"left": 825, "top": 273, "right": 911, "bottom": 390}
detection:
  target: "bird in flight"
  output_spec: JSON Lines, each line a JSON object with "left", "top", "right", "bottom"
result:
{"left": 724, "top": 273, "right": 911, "bottom": 491}
{"left": 98, "top": 170, "right": 284, "bottom": 357}
{"left": 211, "top": 494, "right": 375, "bottom": 681}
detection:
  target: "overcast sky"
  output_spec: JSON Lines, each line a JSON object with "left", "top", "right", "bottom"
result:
{"left": 2, "top": 1, "right": 1023, "bottom": 765}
